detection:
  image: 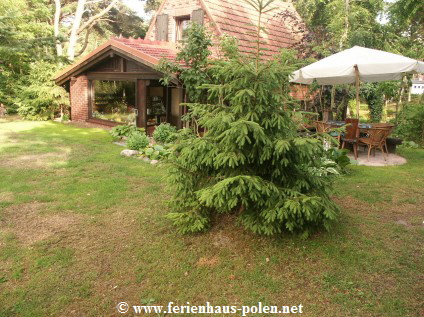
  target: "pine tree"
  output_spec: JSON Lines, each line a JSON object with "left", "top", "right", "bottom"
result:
{"left": 167, "top": 0, "right": 340, "bottom": 237}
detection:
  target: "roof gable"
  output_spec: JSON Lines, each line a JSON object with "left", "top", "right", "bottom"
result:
{"left": 54, "top": 38, "right": 178, "bottom": 85}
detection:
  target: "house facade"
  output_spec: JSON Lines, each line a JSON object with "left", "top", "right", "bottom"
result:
{"left": 54, "top": 0, "right": 303, "bottom": 132}
{"left": 410, "top": 74, "right": 424, "bottom": 95}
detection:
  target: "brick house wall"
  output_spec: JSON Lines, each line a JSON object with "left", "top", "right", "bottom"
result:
{"left": 70, "top": 75, "right": 89, "bottom": 122}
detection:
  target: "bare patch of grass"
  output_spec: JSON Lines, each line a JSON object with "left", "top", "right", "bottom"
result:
{"left": 0, "top": 191, "right": 14, "bottom": 203}
{"left": 1, "top": 202, "right": 84, "bottom": 245}
{"left": 1, "top": 148, "right": 71, "bottom": 169}
{"left": 196, "top": 256, "right": 220, "bottom": 267}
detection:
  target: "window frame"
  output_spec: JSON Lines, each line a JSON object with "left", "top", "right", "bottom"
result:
{"left": 88, "top": 79, "right": 138, "bottom": 125}
{"left": 175, "top": 15, "right": 191, "bottom": 42}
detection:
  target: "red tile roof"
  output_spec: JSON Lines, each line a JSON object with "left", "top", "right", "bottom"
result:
{"left": 203, "top": 0, "right": 301, "bottom": 56}
{"left": 54, "top": 38, "right": 179, "bottom": 84}
{"left": 113, "top": 38, "right": 179, "bottom": 61}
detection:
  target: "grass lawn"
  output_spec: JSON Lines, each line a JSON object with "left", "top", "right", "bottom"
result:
{"left": 0, "top": 120, "right": 423, "bottom": 317}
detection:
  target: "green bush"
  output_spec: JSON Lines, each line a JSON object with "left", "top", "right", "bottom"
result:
{"left": 61, "top": 114, "right": 70, "bottom": 122}
{"left": 110, "top": 125, "right": 145, "bottom": 139}
{"left": 16, "top": 62, "right": 69, "bottom": 120}
{"left": 127, "top": 133, "right": 149, "bottom": 151}
{"left": 395, "top": 102, "right": 424, "bottom": 146}
{"left": 361, "top": 83, "right": 384, "bottom": 122}
{"left": 398, "top": 140, "right": 420, "bottom": 149}
{"left": 153, "top": 123, "right": 177, "bottom": 144}
{"left": 173, "top": 127, "right": 196, "bottom": 142}
{"left": 325, "top": 148, "right": 351, "bottom": 173}
{"left": 140, "top": 144, "right": 173, "bottom": 160}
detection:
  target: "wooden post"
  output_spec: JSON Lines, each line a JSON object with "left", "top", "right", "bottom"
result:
{"left": 176, "top": 87, "right": 184, "bottom": 129}
{"left": 331, "top": 85, "right": 336, "bottom": 111}
{"left": 163, "top": 86, "right": 169, "bottom": 124}
{"left": 330, "top": 85, "right": 336, "bottom": 119}
{"left": 354, "top": 65, "right": 360, "bottom": 119}
{"left": 137, "top": 79, "right": 147, "bottom": 129}
{"left": 395, "top": 75, "right": 406, "bottom": 125}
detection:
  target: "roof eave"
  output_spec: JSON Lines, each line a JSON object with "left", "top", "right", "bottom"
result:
{"left": 54, "top": 39, "right": 173, "bottom": 85}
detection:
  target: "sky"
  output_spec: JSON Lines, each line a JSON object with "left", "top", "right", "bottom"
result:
{"left": 123, "top": 0, "right": 152, "bottom": 20}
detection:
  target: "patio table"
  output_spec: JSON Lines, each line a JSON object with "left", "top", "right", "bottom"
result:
{"left": 326, "top": 120, "right": 374, "bottom": 137}
{"left": 326, "top": 120, "right": 372, "bottom": 130}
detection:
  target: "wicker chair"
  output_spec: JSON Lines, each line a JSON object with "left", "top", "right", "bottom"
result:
{"left": 341, "top": 118, "right": 359, "bottom": 160}
{"left": 358, "top": 127, "right": 391, "bottom": 161}
{"left": 373, "top": 124, "right": 395, "bottom": 153}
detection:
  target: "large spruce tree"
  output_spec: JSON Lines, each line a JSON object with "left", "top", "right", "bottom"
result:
{"left": 167, "top": 0, "right": 340, "bottom": 236}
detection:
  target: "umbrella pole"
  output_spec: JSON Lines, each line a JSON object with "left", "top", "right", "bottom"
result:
{"left": 354, "top": 65, "right": 360, "bottom": 119}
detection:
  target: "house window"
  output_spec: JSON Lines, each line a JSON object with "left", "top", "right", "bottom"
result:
{"left": 91, "top": 80, "right": 136, "bottom": 124}
{"left": 175, "top": 16, "right": 191, "bottom": 42}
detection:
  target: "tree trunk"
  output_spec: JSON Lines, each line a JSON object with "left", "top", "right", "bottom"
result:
{"left": 75, "top": 26, "right": 92, "bottom": 58}
{"left": 77, "top": 0, "right": 118, "bottom": 35}
{"left": 54, "top": 0, "right": 63, "bottom": 56}
{"left": 339, "top": 0, "right": 350, "bottom": 50}
{"left": 395, "top": 76, "right": 406, "bottom": 125}
{"left": 331, "top": 85, "right": 336, "bottom": 115}
{"left": 384, "top": 95, "right": 388, "bottom": 121}
{"left": 67, "top": 0, "right": 119, "bottom": 60}
{"left": 67, "top": 0, "right": 86, "bottom": 60}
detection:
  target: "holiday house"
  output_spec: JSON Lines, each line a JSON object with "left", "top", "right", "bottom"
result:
{"left": 54, "top": 0, "right": 304, "bottom": 132}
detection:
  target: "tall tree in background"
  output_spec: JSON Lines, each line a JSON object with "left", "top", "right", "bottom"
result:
{"left": 143, "top": 0, "right": 163, "bottom": 14}
{"left": 0, "top": 0, "right": 57, "bottom": 110}
{"left": 293, "top": 0, "right": 423, "bottom": 59}
{"left": 387, "top": 0, "right": 423, "bottom": 58}
{"left": 54, "top": 0, "right": 147, "bottom": 60}
{"left": 294, "top": 0, "right": 385, "bottom": 56}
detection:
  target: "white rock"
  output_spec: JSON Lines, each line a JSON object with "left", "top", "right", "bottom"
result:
{"left": 121, "top": 149, "right": 139, "bottom": 157}
{"left": 113, "top": 142, "right": 126, "bottom": 147}
{"left": 150, "top": 160, "right": 159, "bottom": 165}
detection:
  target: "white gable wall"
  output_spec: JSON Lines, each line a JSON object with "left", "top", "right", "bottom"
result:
{"left": 146, "top": 0, "right": 211, "bottom": 43}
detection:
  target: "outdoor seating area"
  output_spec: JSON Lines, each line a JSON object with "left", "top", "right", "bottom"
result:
{"left": 293, "top": 46, "right": 423, "bottom": 166}
{"left": 313, "top": 120, "right": 400, "bottom": 164}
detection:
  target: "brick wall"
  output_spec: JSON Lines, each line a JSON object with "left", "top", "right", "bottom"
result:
{"left": 70, "top": 75, "right": 89, "bottom": 122}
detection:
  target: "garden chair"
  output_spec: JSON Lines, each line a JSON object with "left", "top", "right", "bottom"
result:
{"left": 358, "top": 127, "right": 391, "bottom": 161}
{"left": 373, "top": 124, "right": 395, "bottom": 153}
{"left": 341, "top": 118, "right": 359, "bottom": 160}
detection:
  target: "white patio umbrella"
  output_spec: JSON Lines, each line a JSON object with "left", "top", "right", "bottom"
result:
{"left": 290, "top": 46, "right": 424, "bottom": 118}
